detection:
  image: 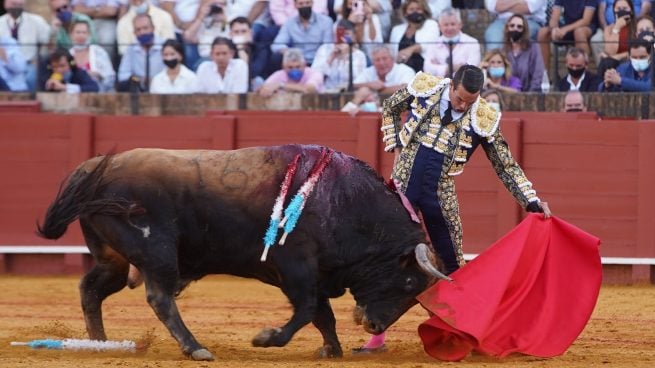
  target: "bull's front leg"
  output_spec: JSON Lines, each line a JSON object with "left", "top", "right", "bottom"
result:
{"left": 312, "top": 295, "right": 342, "bottom": 358}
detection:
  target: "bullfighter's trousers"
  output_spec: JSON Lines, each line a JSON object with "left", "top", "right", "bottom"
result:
{"left": 404, "top": 145, "right": 460, "bottom": 275}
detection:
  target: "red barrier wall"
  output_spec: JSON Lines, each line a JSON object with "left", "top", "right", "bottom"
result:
{"left": 0, "top": 111, "right": 653, "bottom": 283}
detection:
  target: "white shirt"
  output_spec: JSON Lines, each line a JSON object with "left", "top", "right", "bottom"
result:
{"left": 566, "top": 73, "right": 586, "bottom": 91}
{"left": 69, "top": 44, "right": 116, "bottom": 92}
{"left": 311, "top": 43, "right": 367, "bottom": 92}
{"left": 0, "top": 12, "right": 51, "bottom": 62}
{"left": 150, "top": 64, "right": 200, "bottom": 93}
{"left": 354, "top": 63, "right": 416, "bottom": 86}
{"left": 196, "top": 58, "right": 249, "bottom": 93}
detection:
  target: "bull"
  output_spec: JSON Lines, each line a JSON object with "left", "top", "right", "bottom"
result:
{"left": 37, "top": 145, "right": 447, "bottom": 361}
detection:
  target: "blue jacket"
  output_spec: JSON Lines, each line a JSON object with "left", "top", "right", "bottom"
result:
{"left": 599, "top": 60, "right": 653, "bottom": 92}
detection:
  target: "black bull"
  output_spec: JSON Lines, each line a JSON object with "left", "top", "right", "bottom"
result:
{"left": 37, "top": 145, "right": 447, "bottom": 361}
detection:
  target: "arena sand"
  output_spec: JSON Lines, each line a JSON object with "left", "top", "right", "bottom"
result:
{"left": 0, "top": 275, "right": 653, "bottom": 368}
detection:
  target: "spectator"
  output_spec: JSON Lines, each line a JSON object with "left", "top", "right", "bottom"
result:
{"left": 537, "top": 0, "right": 598, "bottom": 73}
{"left": 228, "top": 16, "right": 261, "bottom": 88}
{"left": 504, "top": 13, "right": 545, "bottom": 91}
{"left": 41, "top": 48, "right": 99, "bottom": 92}
{"left": 72, "top": 0, "right": 121, "bottom": 59}
{"left": 336, "top": 0, "right": 383, "bottom": 59}
{"left": 196, "top": 36, "right": 249, "bottom": 93}
{"left": 481, "top": 88, "right": 505, "bottom": 111}
{"left": 271, "top": 0, "right": 334, "bottom": 66}
{"left": 592, "top": 0, "right": 651, "bottom": 62}
{"left": 259, "top": 47, "right": 324, "bottom": 96}
{"left": 340, "top": 85, "right": 381, "bottom": 115}
{"left": 270, "top": 0, "right": 329, "bottom": 27}
{"left": 423, "top": 7, "right": 481, "bottom": 77}
{"left": 69, "top": 20, "right": 115, "bottom": 92}
{"left": 224, "top": 0, "right": 272, "bottom": 38}
{"left": 600, "top": 39, "right": 652, "bottom": 91}
{"left": 352, "top": 44, "right": 415, "bottom": 93}
{"left": 597, "top": 0, "right": 636, "bottom": 78}
{"left": 389, "top": 0, "right": 440, "bottom": 73}
{"left": 117, "top": 0, "right": 175, "bottom": 56}
{"left": 556, "top": 47, "right": 601, "bottom": 92}
{"left": 636, "top": 14, "right": 655, "bottom": 39}
{"left": 117, "top": 13, "right": 165, "bottom": 91}
{"left": 562, "top": 90, "right": 588, "bottom": 112}
{"left": 150, "top": 38, "right": 200, "bottom": 93}
{"left": 334, "top": 0, "right": 394, "bottom": 42}
{"left": 311, "top": 19, "right": 367, "bottom": 92}
{"left": 0, "top": 0, "right": 51, "bottom": 91}
{"left": 160, "top": 0, "right": 203, "bottom": 69}
{"left": 479, "top": 48, "right": 522, "bottom": 92}
{"left": 484, "top": 0, "right": 547, "bottom": 49}
{"left": 184, "top": 0, "right": 231, "bottom": 65}
{"left": 49, "top": 0, "right": 98, "bottom": 49}
{"left": 0, "top": 35, "right": 28, "bottom": 91}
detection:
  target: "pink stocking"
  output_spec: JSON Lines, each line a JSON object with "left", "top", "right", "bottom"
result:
{"left": 362, "top": 332, "right": 386, "bottom": 349}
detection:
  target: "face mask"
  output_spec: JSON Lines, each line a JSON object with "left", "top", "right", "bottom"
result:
{"left": 7, "top": 8, "right": 23, "bottom": 19}
{"left": 508, "top": 30, "right": 522, "bottom": 42}
{"left": 565, "top": 108, "right": 583, "bottom": 112}
{"left": 487, "top": 102, "right": 501, "bottom": 112}
{"left": 631, "top": 57, "right": 650, "bottom": 72}
{"left": 638, "top": 30, "right": 655, "bottom": 40}
{"left": 488, "top": 66, "right": 505, "bottom": 78}
{"left": 134, "top": 2, "right": 149, "bottom": 15}
{"left": 360, "top": 101, "right": 378, "bottom": 112}
{"left": 231, "top": 34, "right": 250, "bottom": 45}
{"left": 137, "top": 32, "right": 154, "bottom": 46}
{"left": 615, "top": 9, "right": 632, "bottom": 20}
{"left": 287, "top": 68, "right": 304, "bottom": 82}
{"left": 63, "top": 70, "right": 73, "bottom": 82}
{"left": 298, "top": 6, "right": 312, "bottom": 20}
{"left": 406, "top": 12, "right": 426, "bottom": 24}
{"left": 163, "top": 58, "right": 179, "bottom": 69}
{"left": 57, "top": 10, "right": 73, "bottom": 24}
{"left": 568, "top": 67, "right": 585, "bottom": 79}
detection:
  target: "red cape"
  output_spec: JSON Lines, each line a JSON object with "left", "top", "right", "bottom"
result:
{"left": 417, "top": 214, "right": 602, "bottom": 361}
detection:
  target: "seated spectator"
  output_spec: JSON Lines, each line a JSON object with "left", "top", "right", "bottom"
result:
{"left": 183, "top": 0, "right": 230, "bottom": 64}
{"left": 504, "top": 14, "right": 545, "bottom": 91}
{"left": 271, "top": 0, "right": 334, "bottom": 66}
{"left": 41, "top": 48, "right": 99, "bottom": 92}
{"left": 537, "top": 0, "right": 598, "bottom": 72}
{"left": 224, "top": 0, "right": 272, "bottom": 38}
{"left": 0, "top": 0, "right": 51, "bottom": 91}
{"left": 480, "top": 49, "right": 521, "bottom": 93}
{"left": 0, "top": 35, "right": 28, "bottom": 91}
{"left": 335, "top": 0, "right": 383, "bottom": 59}
{"left": 352, "top": 44, "right": 415, "bottom": 94}
{"left": 562, "top": 90, "right": 588, "bottom": 112}
{"left": 636, "top": 14, "right": 655, "bottom": 40}
{"left": 72, "top": 0, "right": 121, "bottom": 59}
{"left": 389, "top": 0, "right": 440, "bottom": 72}
{"left": 259, "top": 47, "right": 324, "bottom": 96}
{"left": 311, "top": 19, "right": 367, "bottom": 92}
{"left": 481, "top": 88, "right": 505, "bottom": 112}
{"left": 117, "top": 0, "right": 175, "bottom": 56}
{"left": 160, "top": 0, "right": 204, "bottom": 69}
{"left": 596, "top": 0, "right": 636, "bottom": 78}
{"left": 484, "top": 0, "right": 547, "bottom": 50}
{"left": 592, "top": 0, "right": 651, "bottom": 63}
{"left": 270, "top": 0, "right": 329, "bottom": 27}
{"left": 69, "top": 20, "right": 115, "bottom": 92}
{"left": 196, "top": 37, "right": 249, "bottom": 93}
{"left": 150, "top": 38, "right": 200, "bottom": 93}
{"left": 117, "top": 13, "right": 165, "bottom": 92}
{"left": 336, "top": 0, "right": 394, "bottom": 43}
{"left": 556, "top": 47, "right": 601, "bottom": 92}
{"left": 423, "top": 7, "right": 481, "bottom": 77}
{"left": 340, "top": 86, "right": 381, "bottom": 116}
{"left": 600, "top": 39, "right": 652, "bottom": 91}
{"left": 49, "top": 0, "right": 98, "bottom": 49}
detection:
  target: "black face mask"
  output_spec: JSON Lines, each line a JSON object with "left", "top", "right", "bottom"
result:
{"left": 566, "top": 108, "right": 584, "bottom": 112}
{"left": 568, "top": 67, "right": 585, "bottom": 79}
{"left": 406, "top": 12, "right": 426, "bottom": 24}
{"left": 298, "top": 6, "right": 312, "bottom": 20}
{"left": 7, "top": 8, "right": 23, "bottom": 19}
{"left": 163, "top": 58, "right": 179, "bottom": 69}
{"left": 615, "top": 9, "right": 632, "bottom": 20}
{"left": 508, "top": 30, "right": 522, "bottom": 42}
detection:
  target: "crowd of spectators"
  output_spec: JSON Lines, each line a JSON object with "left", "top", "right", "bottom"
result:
{"left": 0, "top": 0, "right": 654, "bottom": 112}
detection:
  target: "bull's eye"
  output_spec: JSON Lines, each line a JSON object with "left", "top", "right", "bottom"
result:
{"left": 404, "top": 276, "right": 416, "bottom": 292}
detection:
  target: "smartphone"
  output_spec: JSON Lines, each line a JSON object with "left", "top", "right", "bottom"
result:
{"left": 336, "top": 26, "right": 346, "bottom": 44}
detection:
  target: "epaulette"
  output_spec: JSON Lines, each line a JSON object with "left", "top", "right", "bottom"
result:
{"left": 470, "top": 98, "right": 501, "bottom": 140}
{"left": 407, "top": 72, "right": 449, "bottom": 98}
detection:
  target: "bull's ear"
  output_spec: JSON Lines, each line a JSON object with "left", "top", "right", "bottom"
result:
{"left": 398, "top": 245, "right": 417, "bottom": 268}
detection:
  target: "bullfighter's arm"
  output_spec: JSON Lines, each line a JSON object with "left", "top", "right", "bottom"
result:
{"left": 380, "top": 87, "right": 412, "bottom": 152}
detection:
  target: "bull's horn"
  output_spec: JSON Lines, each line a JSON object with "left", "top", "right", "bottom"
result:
{"left": 415, "top": 243, "right": 453, "bottom": 282}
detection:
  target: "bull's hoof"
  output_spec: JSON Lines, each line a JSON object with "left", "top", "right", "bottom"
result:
{"left": 252, "top": 327, "right": 283, "bottom": 347}
{"left": 190, "top": 348, "right": 214, "bottom": 361}
{"left": 315, "top": 344, "right": 343, "bottom": 358}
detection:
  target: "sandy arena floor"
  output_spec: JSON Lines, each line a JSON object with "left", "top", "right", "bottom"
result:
{"left": 0, "top": 275, "right": 653, "bottom": 367}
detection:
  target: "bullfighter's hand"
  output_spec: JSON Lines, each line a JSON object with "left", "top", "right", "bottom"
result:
{"left": 540, "top": 201, "right": 552, "bottom": 219}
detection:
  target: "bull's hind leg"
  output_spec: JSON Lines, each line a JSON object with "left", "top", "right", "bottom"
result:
{"left": 313, "top": 295, "right": 343, "bottom": 358}
{"left": 79, "top": 222, "right": 130, "bottom": 340}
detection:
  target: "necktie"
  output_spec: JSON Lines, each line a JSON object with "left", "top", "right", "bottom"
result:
{"left": 144, "top": 48, "right": 150, "bottom": 92}
{"left": 442, "top": 103, "right": 453, "bottom": 125}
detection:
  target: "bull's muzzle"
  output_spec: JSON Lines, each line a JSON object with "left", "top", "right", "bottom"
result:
{"left": 360, "top": 314, "right": 385, "bottom": 335}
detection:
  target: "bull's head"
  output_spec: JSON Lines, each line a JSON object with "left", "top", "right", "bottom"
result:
{"left": 351, "top": 243, "right": 450, "bottom": 335}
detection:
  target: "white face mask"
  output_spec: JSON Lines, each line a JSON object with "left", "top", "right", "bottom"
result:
{"left": 133, "top": 2, "right": 148, "bottom": 15}
{"left": 487, "top": 102, "right": 501, "bottom": 112}
{"left": 630, "top": 57, "right": 650, "bottom": 72}
{"left": 231, "top": 34, "right": 251, "bottom": 45}
{"left": 360, "top": 101, "right": 378, "bottom": 112}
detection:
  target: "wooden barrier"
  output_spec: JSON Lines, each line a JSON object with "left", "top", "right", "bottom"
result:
{"left": 0, "top": 111, "right": 652, "bottom": 283}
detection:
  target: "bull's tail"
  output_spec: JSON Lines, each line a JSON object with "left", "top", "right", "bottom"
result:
{"left": 37, "top": 154, "right": 134, "bottom": 240}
